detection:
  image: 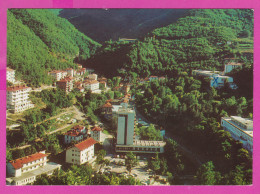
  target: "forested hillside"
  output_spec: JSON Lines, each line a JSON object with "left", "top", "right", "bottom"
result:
{"left": 86, "top": 9, "right": 253, "bottom": 78}
{"left": 7, "top": 9, "right": 100, "bottom": 86}
{"left": 59, "top": 9, "right": 189, "bottom": 43}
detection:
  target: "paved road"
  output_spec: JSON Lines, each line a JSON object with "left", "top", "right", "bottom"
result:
{"left": 31, "top": 85, "right": 55, "bottom": 92}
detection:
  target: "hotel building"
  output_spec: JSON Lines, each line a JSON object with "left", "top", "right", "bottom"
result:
{"left": 7, "top": 85, "right": 34, "bottom": 113}
{"left": 7, "top": 67, "right": 15, "bottom": 83}
{"left": 6, "top": 151, "right": 61, "bottom": 185}
{"left": 221, "top": 116, "right": 253, "bottom": 153}
{"left": 66, "top": 138, "right": 97, "bottom": 165}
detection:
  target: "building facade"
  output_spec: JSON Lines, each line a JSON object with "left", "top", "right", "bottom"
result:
{"left": 7, "top": 67, "right": 15, "bottom": 83}
{"left": 65, "top": 68, "right": 74, "bottom": 77}
{"left": 192, "top": 70, "right": 220, "bottom": 77}
{"left": 7, "top": 85, "right": 34, "bottom": 113}
{"left": 115, "top": 107, "right": 166, "bottom": 153}
{"left": 101, "top": 102, "right": 113, "bottom": 120}
{"left": 91, "top": 126, "right": 103, "bottom": 142}
{"left": 117, "top": 108, "right": 135, "bottom": 145}
{"left": 48, "top": 70, "right": 67, "bottom": 81}
{"left": 56, "top": 77, "right": 73, "bottom": 93}
{"left": 116, "top": 140, "right": 166, "bottom": 153}
{"left": 210, "top": 75, "right": 234, "bottom": 88}
{"left": 221, "top": 116, "right": 253, "bottom": 153}
{"left": 6, "top": 151, "right": 61, "bottom": 185}
{"left": 224, "top": 62, "right": 243, "bottom": 74}
{"left": 66, "top": 138, "right": 97, "bottom": 165}
{"left": 64, "top": 125, "right": 87, "bottom": 144}
{"left": 88, "top": 74, "right": 98, "bottom": 80}
{"left": 83, "top": 80, "right": 99, "bottom": 92}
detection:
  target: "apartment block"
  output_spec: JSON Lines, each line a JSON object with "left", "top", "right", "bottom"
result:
{"left": 88, "top": 73, "right": 98, "bottom": 80}
{"left": 48, "top": 70, "right": 68, "bottom": 81}
{"left": 66, "top": 138, "right": 97, "bottom": 165}
{"left": 91, "top": 126, "right": 103, "bottom": 142}
{"left": 115, "top": 107, "right": 166, "bottom": 153}
{"left": 56, "top": 77, "right": 73, "bottom": 93}
{"left": 83, "top": 79, "right": 99, "bottom": 92}
{"left": 224, "top": 62, "right": 243, "bottom": 74}
{"left": 7, "top": 67, "right": 15, "bottom": 83}
{"left": 221, "top": 116, "right": 253, "bottom": 154}
{"left": 7, "top": 85, "right": 34, "bottom": 113}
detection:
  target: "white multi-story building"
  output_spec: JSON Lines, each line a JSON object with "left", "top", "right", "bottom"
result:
{"left": 66, "top": 138, "right": 97, "bottom": 165}
{"left": 56, "top": 77, "right": 73, "bottom": 93}
{"left": 224, "top": 62, "right": 243, "bottom": 74}
{"left": 6, "top": 67, "right": 15, "bottom": 83}
{"left": 116, "top": 107, "right": 166, "bottom": 153}
{"left": 83, "top": 80, "right": 99, "bottom": 92}
{"left": 75, "top": 68, "right": 86, "bottom": 76}
{"left": 192, "top": 70, "right": 220, "bottom": 77}
{"left": 91, "top": 126, "right": 104, "bottom": 142}
{"left": 65, "top": 68, "right": 74, "bottom": 77}
{"left": 116, "top": 140, "right": 166, "bottom": 153}
{"left": 221, "top": 116, "right": 253, "bottom": 154}
{"left": 7, "top": 85, "right": 34, "bottom": 113}
{"left": 48, "top": 70, "right": 68, "bottom": 81}
{"left": 6, "top": 151, "right": 61, "bottom": 185}
{"left": 117, "top": 107, "right": 135, "bottom": 145}
{"left": 88, "top": 73, "right": 98, "bottom": 80}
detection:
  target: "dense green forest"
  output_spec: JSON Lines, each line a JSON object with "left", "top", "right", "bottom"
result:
{"left": 7, "top": 9, "right": 100, "bottom": 86}
{"left": 85, "top": 9, "right": 254, "bottom": 185}
{"left": 86, "top": 9, "right": 253, "bottom": 78}
{"left": 6, "top": 9, "right": 253, "bottom": 185}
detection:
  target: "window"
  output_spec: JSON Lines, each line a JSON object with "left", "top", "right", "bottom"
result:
{"left": 72, "top": 154, "right": 74, "bottom": 156}
{"left": 72, "top": 159, "right": 74, "bottom": 162}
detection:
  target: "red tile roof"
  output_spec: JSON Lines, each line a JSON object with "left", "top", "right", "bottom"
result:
{"left": 64, "top": 130, "right": 82, "bottom": 137}
{"left": 7, "top": 85, "right": 29, "bottom": 92}
{"left": 74, "top": 138, "right": 97, "bottom": 151}
{"left": 72, "top": 125, "right": 85, "bottom": 131}
{"left": 9, "top": 152, "right": 47, "bottom": 169}
{"left": 76, "top": 86, "right": 84, "bottom": 90}
{"left": 84, "top": 79, "right": 99, "bottom": 84}
{"left": 57, "top": 76, "right": 73, "bottom": 83}
{"left": 92, "top": 126, "right": 102, "bottom": 131}
{"left": 102, "top": 102, "right": 112, "bottom": 108}
{"left": 7, "top": 67, "right": 15, "bottom": 72}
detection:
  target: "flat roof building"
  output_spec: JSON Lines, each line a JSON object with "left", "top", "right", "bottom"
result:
{"left": 7, "top": 67, "right": 15, "bottom": 83}
{"left": 224, "top": 62, "right": 243, "bottom": 74}
{"left": 7, "top": 85, "right": 34, "bottom": 113}
{"left": 221, "top": 116, "right": 253, "bottom": 154}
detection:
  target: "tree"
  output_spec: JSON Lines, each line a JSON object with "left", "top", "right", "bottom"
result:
{"left": 125, "top": 152, "right": 138, "bottom": 173}
{"left": 194, "top": 161, "right": 222, "bottom": 185}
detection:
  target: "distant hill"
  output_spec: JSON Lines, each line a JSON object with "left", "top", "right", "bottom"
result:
{"left": 85, "top": 9, "right": 253, "bottom": 78}
{"left": 59, "top": 9, "right": 189, "bottom": 43}
{"left": 8, "top": 9, "right": 100, "bottom": 87}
